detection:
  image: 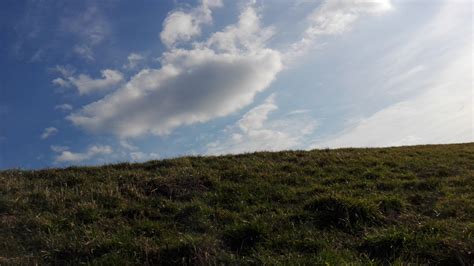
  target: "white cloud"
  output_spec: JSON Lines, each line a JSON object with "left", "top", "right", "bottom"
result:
{"left": 124, "top": 53, "right": 145, "bottom": 69}
{"left": 286, "top": 109, "right": 310, "bottom": 116}
{"left": 52, "top": 78, "right": 70, "bottom": 88}
{"left": 53, "top": 69, "right": 124, "bottom": 95}
{"left": 54, "top": 104, "right": 73, "bottom": 112}
{"left": 130, "top": 152, "right": 160, "bottom": 162}
{"left": 54, "top": 145, "right": 112, "bottom": 163}
{"left": 51, "top": 141, "right": 158, "bottom": 164}
{"left": 68, "top": 69, "right": 123, "bottom": 95}
{"left": 50, "top": 145, "right": 69, "bottom": 153}
{"left": 237, "top": 94, "right": 278, "bottom": 133}
{"left": 287, "top": 0, "right": 392, "bottom": 59}
{"left": 161, "top": 12, "right": 200, "bottom": 47}
{"left": 51, "top": 65, "right": 74, "bottom": 77}
{"left": 201, "top": 0, "right": 223, "bottom": 8}
{"left": 204, "top": 7, "right": 274, "bottom": 54}
{"left": 69, "top": 5, "right": 282, "bottom": 138}
{"left": 73, "top": 45, "right": 94, "bottom": 61}
{"left": 41, "top": 127, "right": 58, "bottom": 139}
{"left": 207, "top": 95, "right": 317, "bottom": 155}
{"left": 119, "top": 139, "right": 138, "bottom": 151}
{"left": 307, "top": 0, "right": 392, "bottom": 35}
{"left": 160, "top": 0, "right": 222, "bottom": 48}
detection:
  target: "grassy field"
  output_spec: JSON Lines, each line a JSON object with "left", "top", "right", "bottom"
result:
{"left": 1, "top": 143, "right": 473, "bottom": 265}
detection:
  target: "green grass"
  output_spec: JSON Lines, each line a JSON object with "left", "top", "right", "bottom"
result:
{"left": 1, "top": 143, "right": 473, "bottom": 265}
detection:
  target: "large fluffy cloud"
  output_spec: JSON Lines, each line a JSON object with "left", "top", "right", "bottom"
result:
{"left": 68, "top": 6, "right": 283, "bottom": 138}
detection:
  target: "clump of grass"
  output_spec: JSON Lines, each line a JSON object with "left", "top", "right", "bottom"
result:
{"left": 133, "top": 220, "right": 162, "bottom": 238}
{"left": 174, "top": 203, "right": 210, "bottom": 232}
{"left": 26, "top": 192, "right": 53, "bottom": 212}
{"left": 51, "top": 174, "right": 83, "bottom": 187}
{"left": 359, "top": 227, "right": 473, "bottom": 264}
{"left": 377, "top": 197, "right": 404, "bottom": 215}
{"left": 362, "top": 170, "right": 381, "bottom": 180}
{"left": 154, "top": 236, "right": 219, "bottom": 265}
{"left": 359, "top": 229, "right": 415, "bottom": 261}
{"left": 222, "top": 222, "right": 267, "bottom": 253}
{"left": 142, "top": 175, "right": 213, "bottom": 200}
{"left": 304, "top": 196, "right": 380, "bottom": 231}
{"left": 0, "top": 198, "right": 11, "bottom": 214}
{"left": 403, "top": 179, "right": 440, "bottom": 191}
{"left": 75, "top": 203, "right": 100, "bottom": 224}
{"left": 435, "top": 197, "right": 474, "bottom": 220}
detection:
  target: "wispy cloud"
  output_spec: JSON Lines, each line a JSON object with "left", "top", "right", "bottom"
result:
{"left": 73, "top": 45, "right": 95, "bottom": 61}
{"left": 53, "top": 69, "right": 123, "bottom": 95}
{"left": 129, "top": 151, "right": 160, "bottom": 162}
{"left": 50, "top": 145, "right": 69, "bottom": 153}
{"left": 286, "top": 0, "right": 392, "bottom": 59}
{"left": 312, "top": 1, "right": 472, "bottom": 148}
{"left": 53, "top": 145, "right": 112, "bottom": 163}
{"left": 60, "top": 5, "right": 111, "bottom": 60}
{"left": 207, "top": 94, "right": 317, "bottom": 155}
{"left": 41, "top": 127, "right": 58, "bottom": 140}
{"left": 313, "top": 46, "right": 472, "bottom": 148}
{"left": 54, "top": 104, "right": 73, "bottom": 112}
{"left": 52, "top": 141, "right": 160, "bottom": 165}
{"left": 51, "top": 65, "right": 75, "bottom": 77}
{"left": 123, "top": 53, "right": 145, "bottom": 69}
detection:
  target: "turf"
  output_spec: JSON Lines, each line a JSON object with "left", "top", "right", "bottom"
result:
{"left": 1, "top": 143, "right": 473, "bottom": 265}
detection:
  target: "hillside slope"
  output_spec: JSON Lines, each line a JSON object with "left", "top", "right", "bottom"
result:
{"left": 1, "top": 143, "right": 473, "bottom": 264}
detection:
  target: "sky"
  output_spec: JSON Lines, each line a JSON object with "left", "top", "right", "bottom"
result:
{"left": 0, "top": 0, "right": 472, "bottom": 169}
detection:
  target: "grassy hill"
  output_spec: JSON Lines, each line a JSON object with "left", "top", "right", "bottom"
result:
{"left": 1, "top": 143, "right": 473, "bottom": 265}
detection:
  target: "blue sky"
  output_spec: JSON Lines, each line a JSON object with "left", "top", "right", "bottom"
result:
{"left": 0, "top": 0, "right": 472, "bottom": 169}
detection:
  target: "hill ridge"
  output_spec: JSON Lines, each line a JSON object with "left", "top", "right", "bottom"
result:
{"left": 1, "top": 143, "right": 473, "bottom": 264}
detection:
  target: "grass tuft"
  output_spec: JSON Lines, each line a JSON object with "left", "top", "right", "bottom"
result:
{"left": 304, "top": 196, "right": 380, "bottom": 231}
{"left": 222, "top": 222, "right": 267, "bottom": 253}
